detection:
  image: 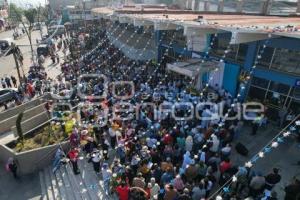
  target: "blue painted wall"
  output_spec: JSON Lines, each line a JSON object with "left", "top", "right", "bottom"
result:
{"left": 223, "top": 63, "right": 240, "bottom": 96}
{"left": 243, "top": 37, "right": 300, "bottom": 87}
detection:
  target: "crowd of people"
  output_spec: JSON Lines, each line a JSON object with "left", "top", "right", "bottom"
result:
{"left": 2, "top": 22, "right": 299, "bottom": 200}
{"left": 0, "top": 33, "right": 72, "bottom": 111}
{"left": 0, "top": 76, "right": 17, "bottom": 88}
{"left": 45, "top": 23, "right": 300, "bottom": 200}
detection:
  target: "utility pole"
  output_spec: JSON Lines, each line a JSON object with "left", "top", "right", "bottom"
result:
{"left": 11, "top": 43, "right": 23, "bottom": 85}
{"left": 37, "top": 3, "right": 43, "bottom": 40}
{"left": 83, "top": 0, "right": 87, "bottom": 29}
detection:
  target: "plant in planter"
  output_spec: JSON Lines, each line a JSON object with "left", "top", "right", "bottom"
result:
{"left": 16, "top": 112, "right": 24, "bottom": 145}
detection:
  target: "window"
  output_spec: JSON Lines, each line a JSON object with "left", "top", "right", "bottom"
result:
{"left": 289, "top": 99, "right": 300, "bottom": 114}
{"left": 226, "top": 44, "right": 239, "bottom": 61}
{"left": 211, "top": 34, "right": 231, "bottom": 57}
{"left": 163, "top": 29, "right": 186, "bottom": 47}
{"left": 292, "top": 87, "right": 300, "bottom": 99}
{"left": 265, "top": 91, "right": 286, "bottom": 108}
{"left": 269, "top": 81, "right": 290, "bottom": 95}
{"left": 248, "top": 86, "right": 266, "bottom": 101}
{"left": 271, "top": 48, "right": 300, "bottom": 74}
{"left": 236, "top": 43, "right": 247, "bottom": 63}
{"left": 257, "top": 46, "right": 275, "bottom": 68}
{"left": 251, "top": 77, "right": 269, "bottom": 88}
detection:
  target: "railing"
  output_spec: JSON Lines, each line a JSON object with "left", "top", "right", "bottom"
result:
{"left": 30, "top": 102, "right": 79, "bottom": 170}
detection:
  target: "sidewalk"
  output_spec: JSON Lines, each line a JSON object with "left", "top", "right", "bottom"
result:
{"left": 227, "top": 123, "right": 300, "bottom": 199}
{"left": 0, "top": 161, "right": 41, "bottom": 200}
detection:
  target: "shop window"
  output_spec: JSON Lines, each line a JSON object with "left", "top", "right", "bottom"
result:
{"left": 257, "top": 46, "right": 275, "bottom": 68}
{"left": 269, "top": 81, "right": 290, "bottom": 95}
{"left": 236, "top": 43, "right": 247, "bottom": 63}
{"left": 248, "top": 86, "right": 266, "bottom": 101}
{"left": 251, "top": 77, "right": 269, "bottom": 88}
{"left": 226, "top": 44, "right": 239, "bottom": 62}
{"left": 292, "top": 87, "right": 300, "bottom": 99}
{"left": 211, "top": 34, "right": 231, "bottom": 57}
{"left": 265, "top": 91, "right": 287, "bottom": 108}
{"left": 272, "top": 48, "right": 300, "bottom": 74}
{"left": 289, "top": 99, "right": 300, "bottom": 114}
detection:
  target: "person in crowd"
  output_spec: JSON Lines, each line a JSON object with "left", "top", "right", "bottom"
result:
{"left": 250, "top": 172, "right": 266, "bottom": 198}
{"left": 1, "top": 78, "right": 6, "bottom": 88}
{"left": 164, "top": 184, "right": 178, "bottom": 200}
{"left": 52, "top": 148, "right": 64, "bottom": 173}
{"left": 11, "top": 76, "right": 17, "bottom": 87}
{"left": 284, "top": 178, "right": 300, "bottom": 200}
{"left": 5, "top": 76, "right": 12, "bottom": 88}
{"left": 68, "top": 148, "right": 80, "bottom": 175}
{"left": 265, "top": 168, "right": 281, "bottom": 190}
{"left": 7, "top": 157, "right": 18, "bottom": 179}
{"left": 91, "top": 150, "right": 101, "bottom": 174}
{"left": 116, "top": 181, "right": 130, "bottom": 200}
{"left": 102, "top": 163, "right": 112, "bottom": 195}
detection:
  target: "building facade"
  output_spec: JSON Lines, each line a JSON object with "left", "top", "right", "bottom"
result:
{"left": 91, "top": 6, "right": 300, "bottom": 118}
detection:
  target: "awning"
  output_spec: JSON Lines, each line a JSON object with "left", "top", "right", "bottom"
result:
{"left": 166, "top": 59, "right": 219, "bottom": 78}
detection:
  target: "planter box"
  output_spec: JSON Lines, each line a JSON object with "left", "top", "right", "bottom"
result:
{"left": 0, "top": 93, "right": 51, "bottom": 122}
{"left": 11, "top": 111, "right": 50, "bottom": 137}
{"left": 1, "top": 119, "right": 70, "bottom": 175}
{"left": 0, "top": 141, "right": 70, "bottom": 175}
{"left": 0, "top": 103, "right": 47, "bottom": 135}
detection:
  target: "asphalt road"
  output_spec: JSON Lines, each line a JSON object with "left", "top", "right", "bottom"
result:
{"left": 0, "top": 28, "right": 43, "bottom": 79}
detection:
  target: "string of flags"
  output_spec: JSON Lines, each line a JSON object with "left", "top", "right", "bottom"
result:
{"left": 212, "top": 115, "right": 300, "bottom": 199}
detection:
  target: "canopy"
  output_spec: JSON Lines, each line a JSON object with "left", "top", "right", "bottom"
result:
{"left": 166, "top": 59, "right": 219, "bottom": 78}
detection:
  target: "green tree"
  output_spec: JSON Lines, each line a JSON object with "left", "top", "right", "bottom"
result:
{"left": 16, "top": 112, "right": 24, "bottom": 144}
{"left": 8, "top": 3, "right": 23, "bottom": 26}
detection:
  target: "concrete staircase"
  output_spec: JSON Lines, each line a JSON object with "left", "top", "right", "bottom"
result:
{"left": 39, "top": 156, "right": 115, "bottom": 200}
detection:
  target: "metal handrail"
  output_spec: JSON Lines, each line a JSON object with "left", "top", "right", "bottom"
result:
{"left": 33, "top": 103, "right": 80, "bottom": 171}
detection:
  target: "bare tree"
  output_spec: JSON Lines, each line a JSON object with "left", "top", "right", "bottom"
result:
{"left": 10, "top": 5, "right": 37, "bottom": 61}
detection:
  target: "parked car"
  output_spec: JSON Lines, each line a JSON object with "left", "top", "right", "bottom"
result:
{"left": 0, "top": 88, "right": 18, "bottom": 105}
{"left": 32, "top": 23, "right": 42, "bottom": 31}
{"left": 48, "top": 25, "right": 66, "bottom": 37}
{"left": 37, "top": 44, "right": 50, "bottom": 57}
{"left": 0, "top": 38, "right": 13, "bottom": 56}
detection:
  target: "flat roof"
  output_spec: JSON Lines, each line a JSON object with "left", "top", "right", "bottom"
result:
{"left": 92, "top": 7, "right": 300, "bottom": 39}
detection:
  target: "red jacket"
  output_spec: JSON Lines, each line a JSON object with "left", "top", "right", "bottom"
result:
{"left": 219, "top": 161, "right": 232, "bottom": 174}
{"left": 116, "top": 185, "right": 130, "bottom": 200}
{"left": 68, "top": 149, "right": 79, "bottom": 162}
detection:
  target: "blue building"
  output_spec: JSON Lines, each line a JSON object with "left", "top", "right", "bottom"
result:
{"left": 92, "top": 6, "right": 300, "bottom": 118}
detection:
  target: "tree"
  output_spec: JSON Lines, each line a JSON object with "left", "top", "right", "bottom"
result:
{"left": 10, "top": 5, "right": 37, "bottom": 61}
{"left": 8, "top": 3, "right": 23, "bottom": 26}
{"left": 16, "top": 112, "right": 24, "bottom": 144}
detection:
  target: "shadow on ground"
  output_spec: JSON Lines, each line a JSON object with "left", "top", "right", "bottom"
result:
{"left": 0, "top": 161, "right": 41, "bottom": 200}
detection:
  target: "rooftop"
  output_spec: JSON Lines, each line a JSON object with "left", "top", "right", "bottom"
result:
{"left": 92, "top": 7, "right": 300, "bottom": 39}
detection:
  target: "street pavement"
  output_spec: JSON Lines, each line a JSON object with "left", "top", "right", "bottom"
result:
{"left": 0, "top": 27, "right": 63, "bottom": 82}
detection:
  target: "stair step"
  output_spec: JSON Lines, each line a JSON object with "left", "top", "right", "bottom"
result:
{"left": 48, "top": 166, "right": 61, "bottom": 200}
{"left": 39, "top": 171, "right": 48, "bottom": 200}
{"left": 44, "top": 167, "right": 55, "bottom": 200}
{"left": 69, "top": 158, "right": 92, "bottom": 200}
{"left": 58, "top": 166, "right": 81, "bottom": 200}
{"left": 54, "top": 167, "right": 68, "bottom": 200}
{"left": 77, "top": 157, "right": 104, "bottom": 200}
{"left": 63, "top": 165, "right": 82, "bottom": 200}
